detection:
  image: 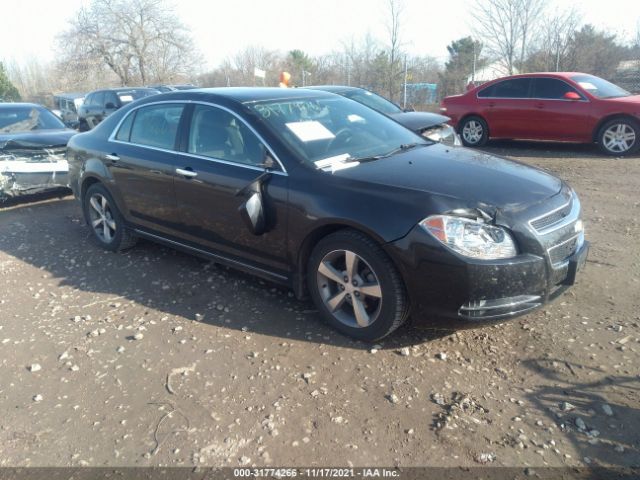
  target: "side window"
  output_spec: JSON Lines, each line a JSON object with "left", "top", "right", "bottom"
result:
{"left": 533, "top": 78, "right": 582, "bottom": 100}
{"left": 105, "top": 92, "right": 119, "bottom": 108}
{"left": 486, "top": 79, "right": 532, "bottom": 98}
{"left": 129, "top": 104, "right": 185, "bottom": 150}
{"left": 115, "top": 111, "right": 136, "bottom": 142}
{"left": 84, "top": 93, "right": 94, "bottom": 106}
{"left": 187, "top": 105, "right": 266, "bottom": 167}
{"left": 477, "top": 84, "right": 495, "bottom": 98}
{"left": 94, "top": 92, "right": 105, "bottom": 108}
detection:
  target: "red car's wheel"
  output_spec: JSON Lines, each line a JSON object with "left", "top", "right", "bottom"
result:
{"left": 597, "top": 118, "right": 640, "bottom": 156}
{"left": 459, "top": 116, "right": 488, "bottom": 147}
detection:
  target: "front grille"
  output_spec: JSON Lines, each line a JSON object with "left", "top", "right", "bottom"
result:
{"left": 548, "top": 233, "right": 581, "bottom": 266}
{"left": 530, "top": 202, "right": 572, "bottom": 233}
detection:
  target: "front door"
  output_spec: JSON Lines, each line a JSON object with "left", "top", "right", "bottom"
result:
{"left": 172, "top": 104, "right": 289, "bottom": 273}
{"left": 528, "top": 78, "right": 594, "bottom": 141}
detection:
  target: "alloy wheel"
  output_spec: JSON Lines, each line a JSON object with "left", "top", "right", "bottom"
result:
{"left": 88, "top": 193, "right": 117, "bottom": 243}
{"left": 602, "top": 123, "right": 636, "bottom": 153}
{"left": 462, "top": 120, "right": 483, "bottom": 144}
{"left": 316, "top": 249, "right": 383, "bottom": 328}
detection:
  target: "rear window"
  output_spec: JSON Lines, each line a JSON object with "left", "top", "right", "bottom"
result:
{"left": 478, "top": 78, "right": 532, "bottom": 99}
{"left": 117, "top": 89, "right": 158, "bottom": 105}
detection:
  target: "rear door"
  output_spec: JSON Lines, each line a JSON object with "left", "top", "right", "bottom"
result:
{"left": 529, "top": 78, "right": 594, "bottom": 141}
{"left": 172, "top": 103, "right": 290, "bottom": 273}
{"left": 106, "top": 102, "right": 186, "bottom": 235}
{"left": 477, "top": 78, "right": 534, "bottom": 138}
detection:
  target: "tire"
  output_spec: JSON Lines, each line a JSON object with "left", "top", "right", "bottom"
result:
{"left": 82, "top": 183, "right": 137, "bottom": 252}
{"left": 307, "top": 229, "right": 409, "bottom": 341}
{"left": 459, "top": 116, "right": 489, "bottom": 147}
{"left": 78, "top": 119, "right": 90, "bottom": 132}
{"left": 597, "top": 117, "right": 640, "bottom": 156}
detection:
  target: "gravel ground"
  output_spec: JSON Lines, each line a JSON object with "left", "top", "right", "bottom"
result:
{"left": 0, "top": 141, "right": 638, "bottom": 468}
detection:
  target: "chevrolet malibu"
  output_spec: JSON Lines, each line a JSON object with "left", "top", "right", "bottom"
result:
{"left": 67, "top": 88, "right": 589, "bottom": 341}
{"left": 442, "top": 72, "right": 640, "bottom": 156}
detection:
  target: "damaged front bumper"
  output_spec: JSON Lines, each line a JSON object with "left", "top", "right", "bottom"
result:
{"left": 386, "top": 221, "right": 589, "bottom": 327}
{"left": 0, "top": 148, "right": 69, "bottom": 200}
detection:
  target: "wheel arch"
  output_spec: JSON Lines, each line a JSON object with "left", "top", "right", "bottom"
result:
{"left": 458, "top": 113, "right": 489, "bottom": 135}
{"left": 592, "top": 114, "right": 640, "bottom": 142}
{"left": 80, "top": 175, "right": 102, "bottom": 200}
{"left": 292, "top": 222, "right": 389, "bottom": 299}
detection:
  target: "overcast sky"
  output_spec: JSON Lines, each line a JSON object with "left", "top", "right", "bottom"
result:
{"left": 1, "top": 0, "right": 638, "bottom": 69}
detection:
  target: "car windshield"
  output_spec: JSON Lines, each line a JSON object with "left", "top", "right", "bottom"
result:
{"left": 343, "top": 89, "right": 403, "bottom": 115}
{"left": 571, "top": 74, "right": 631, "bottom": 99}
{"left": 249, "top": 96, "right": 427, "bottom": 170}
{"left": 117, "top": 89, "right": 159, "bottom": 104}
{"left": 0, "top": 106, "right": 66, "bottom": 133}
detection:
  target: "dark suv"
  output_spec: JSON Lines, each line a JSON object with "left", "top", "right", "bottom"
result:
{"left": 78, "top": 87, "right": 159, "bottom": 131}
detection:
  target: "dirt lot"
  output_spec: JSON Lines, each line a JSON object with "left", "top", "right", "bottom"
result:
{"left": 0, "top": 141, "right": 638, "bottom": 469}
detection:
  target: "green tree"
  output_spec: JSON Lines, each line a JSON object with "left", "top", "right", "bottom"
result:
{"left": 0, "top": 62, "right": 21, "bottom": 102}
{"left": 438, "top": 37, "right": 486, "bottom": 97}
{"left": 564, "top": 25, "right": 625, "bottom": 78}
{"left": 287, "top": 49, "right": 314, "bottom": 86}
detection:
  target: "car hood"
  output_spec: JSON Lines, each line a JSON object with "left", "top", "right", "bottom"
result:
{"left": 0, "top": 129, "right": 76, "bottom": 151}
{"left": 389, "top": 111, "right": 450, "bottom": 132}
{"left": 335, "top": 144, "right": 563, "bottom": 210}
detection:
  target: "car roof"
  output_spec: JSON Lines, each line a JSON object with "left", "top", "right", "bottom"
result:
{"left": 89, "top": 87, "right": 160, "bottom": 93}
{"left": 485, "top": 72, "right": 588, "bottom": 82}
{"left": 152, "top": 87, "right": 337, "bottom": 104}
{"left": 54, "top": 92, "right": 85, "bottom": 99}
{"left": 304, "top": 85, "right": 363, "bottom": 94}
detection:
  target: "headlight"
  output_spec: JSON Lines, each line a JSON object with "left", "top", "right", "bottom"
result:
{"left": 420, "top": 215, "right": 517, "bottom": 259}
{"left": 423, "top": 124, "right": 461, "bottom": 146}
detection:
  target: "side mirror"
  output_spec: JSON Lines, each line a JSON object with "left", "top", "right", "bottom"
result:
{"left": 238, "top": 191, "right": 266, "bottom": 235}
{"left": 105, "top": 102, "right": 117, "bottom": 109}
{"left": 563, "top": 91, "right": 581, "bottom": 101}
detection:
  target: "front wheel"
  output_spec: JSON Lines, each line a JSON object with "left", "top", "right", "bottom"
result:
{"left": 459, "top": 116, "right": 489, "bottom": 147}
{"left": 307, "top": 230, "right": 409, "bottom": 341}
{"left": 82, "top": 183, "right": 137, "bottom": 252}
{"left": 597, "top": 118, "right": 639, "bottom": 156}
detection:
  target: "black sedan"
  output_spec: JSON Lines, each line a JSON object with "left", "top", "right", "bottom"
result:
{"left": 67, "top": 88, "right": 588, "bottom": 341}
{"left": 304, "top": 85, "right": 460, "bottom": 146}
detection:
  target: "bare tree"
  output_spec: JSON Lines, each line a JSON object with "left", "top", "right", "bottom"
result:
{"left": 473, "top": 0, "right": 547, "bottom": 74}
{"left": 58, "top": 0, "right": 201, "bottom": 86}
{"left": 526, "top": 8, "right": 581, "bottom": 72}
{"left": 384, "top": 0, "right": 405, "bottom": 100}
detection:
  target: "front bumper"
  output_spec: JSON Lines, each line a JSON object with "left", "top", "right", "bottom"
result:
{"left": 386, "top": 225, "right": 589, "bottom": 326}
{"left": 0, "top": 157, "right": 69, "bottom": 200}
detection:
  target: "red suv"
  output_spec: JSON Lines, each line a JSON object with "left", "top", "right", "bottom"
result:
{"left": 442, "top": 72, "right": 640, "bottom": 156}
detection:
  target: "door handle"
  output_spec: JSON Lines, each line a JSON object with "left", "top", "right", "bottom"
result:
{"left": 488, "top": 102, "right": 496, "bottom": 107}
{"left": 105, "top": 154, "right": 120, "bottom": 162}
{"left": 176, "top": 167, "right": 198, "bottom": 178}
{"left": 535, "top": 102, "right": 545, "bottom": 109}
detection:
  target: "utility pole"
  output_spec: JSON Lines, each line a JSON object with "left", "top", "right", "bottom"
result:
{"left": 472, "top": 40, "right": 476, "bottom": 83}
{"left": 403, "top": 55, "right": 408, "bottom": 109}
